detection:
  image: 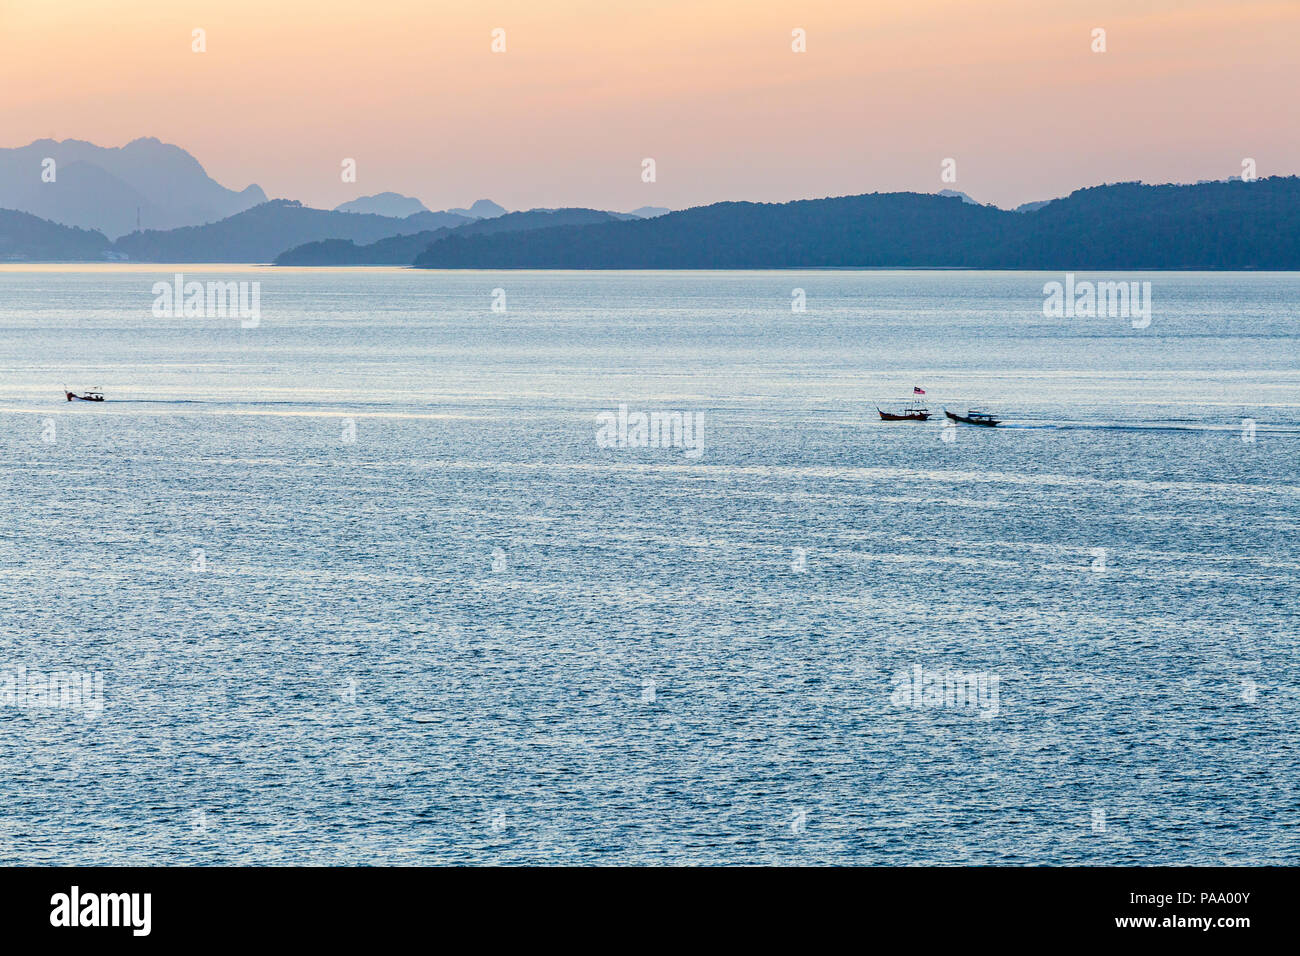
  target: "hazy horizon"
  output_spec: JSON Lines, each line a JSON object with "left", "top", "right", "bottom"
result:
{"left": 14, "top": 133, "right": 1296, "bottom": 218}
{"left": 2, "top": 0, "right": 1297, "bottom": 213}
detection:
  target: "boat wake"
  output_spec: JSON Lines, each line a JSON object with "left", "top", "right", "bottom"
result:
{"left": 1002, "top": 420, "right": 1300, "bottom": 435}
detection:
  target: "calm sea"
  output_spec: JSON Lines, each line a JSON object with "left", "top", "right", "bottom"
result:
{"left": 1, "top": 267, "right": 1297, "bottom": 864}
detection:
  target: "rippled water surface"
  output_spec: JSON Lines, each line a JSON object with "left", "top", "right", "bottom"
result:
{"left": 1, "top": 267, "right": 1297, "bottom": 864}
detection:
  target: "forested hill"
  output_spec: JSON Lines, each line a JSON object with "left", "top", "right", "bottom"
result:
{"left": 412, "top": 178, "right": 1300, "bottom": 270}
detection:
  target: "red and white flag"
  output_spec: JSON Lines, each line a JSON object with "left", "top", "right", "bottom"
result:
{"left": 913, "top": 386, "right": 926, "bottom": 395}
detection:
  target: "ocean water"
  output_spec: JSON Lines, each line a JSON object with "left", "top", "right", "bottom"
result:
{"left": 0, "top": 266, "right": 1297, "bottom": 865}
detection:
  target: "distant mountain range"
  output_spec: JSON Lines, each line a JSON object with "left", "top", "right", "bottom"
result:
{"left": 0, "top": 138, "right": 523, "bottom": 240}
{"left": 2, "top": 137, "right": 1298, "bottom": 268}
{"left": 447, "top": 199, "right": 507, "bottom": 219}
{"left": 333, "top": 193, "right": 509, "bottom": 222}
{"left": 334, "top": 192, "right": 431, "bottom": 217}
{"left": 0, "top": 195, "right": 668, "bottom": 263}
{"left": 0, "top": 137, "right": 266, "bottom": 239}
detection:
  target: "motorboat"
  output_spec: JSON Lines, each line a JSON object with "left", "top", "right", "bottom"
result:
{"left": 944, "top": 407, "right": 1000, "bottom": 427}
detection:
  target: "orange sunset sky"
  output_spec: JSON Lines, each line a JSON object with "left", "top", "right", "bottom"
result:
{"left": 1, "top": 0, "right": 1297, "bottom": 212}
